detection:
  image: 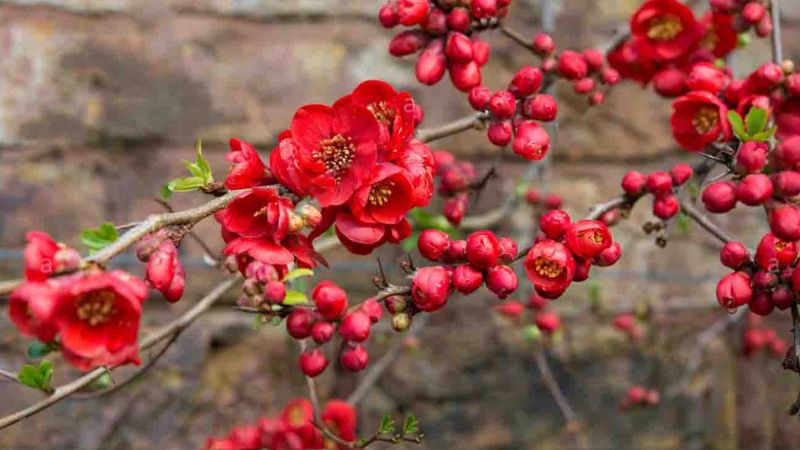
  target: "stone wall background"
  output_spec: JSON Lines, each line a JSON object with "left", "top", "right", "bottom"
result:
{"left": 0, "top": 0, "right": 799, "bottom": 449}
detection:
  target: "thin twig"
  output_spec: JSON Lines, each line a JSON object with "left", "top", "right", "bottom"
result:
{"left": 0, "top": 369, "right": 18, "bottom": 383}
{"left": 415, "top": 112, "right": 490, "bottom": 143}
{"left": 679, "top": 200, "right": 734, "bottom": 245}
{"left": 532, "top": 348, "right": 580, "bottom": 426}
{"left": 0, "top": 276, "right": 239, "bottom": 430}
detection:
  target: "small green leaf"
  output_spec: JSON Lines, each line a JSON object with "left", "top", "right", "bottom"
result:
{"left": 282, "top": 268, "right": 314, "bottom": 282}
{"left": 81, "top": 222, "right": 119, "bottom": 253}
{"left": 378, "top": 414, "right": 396, "bottom": 435}
{"left": 737, "top": 33, "right": 750, "bottom": 48}
{"left": 168, "top": 176, "right": 206, "bottom": 192}
{"left": 523, "top": 325, "right": 542, "bottom": 342}
{"left": 750, "top": 125, "right": 777, "bottom": 142}
{"left": 27, "top": 341, "right": 59, "bottom": 359}
{"left": 745, "top": 107, "right": 768, "bottom": 136}
{"left": 17, "top": 360, "right": 53, "bottom": 391}
{"left": 195, "top": 139, "right": 213, "bottom": 182}
{"left": 588, "top": 281, "right": 602, "bottom": 304}
{"left": 283, "top": 290, "right": 308, "bottom": 305}
{"left": 183, "top": 160, "right": 204, "bottom": 178}
{"left": 161, "top": 183, "right": 172, "bottom": 200}
{"left": 727, "top": 111, "right": 746, "bottom": 140}
{"left": 85, "top": 372, "right": 113, "bottom": 391}
{"left": 403, "top": 413, "right": 419, "bottom": 435}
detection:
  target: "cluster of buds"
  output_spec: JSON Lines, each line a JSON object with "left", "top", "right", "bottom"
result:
{"left": 381, "top": 0, "right": 511, "bottom": 91}
{"left": 619, "top": 385, "right": 660, "bottom": 411}
{"left": 534, "top": 33, "right": 621, "bottom": 106}
{"left": 492, "top": 294, "right": 563, "bottom": 336}
{"left": 742, "top": 317, "right": 789, "bottom": 358}
{"left": 136, "top": 230, "right": 185, "bottom": 302}
{"left": 524, "top": 187, "right": 563, "bottom": 211}
{"left": 234, "top": 260, "right": 290, "bottom": 306}
{"left": 621, "top": 163, "right": 694, "bottom": 220}
{"left": 711, "top": 0, "right": 774, "bottom": 37}
{"left": 433, "top": 150, "right": 478, "bottom": 225}
{"left": 414, "top": 229, "right": 520, "bottom": 311}
{"left": 286, "top": 281, "right": 382, "bottom": 376}
{"left": 612, "top": 312, "right": 644, "bottom": 340}
{"left": 467, "top": 67, "right": 554, "bottom": 159}
{"left": 524, "top": 211, "right": 620, "bottom": 299}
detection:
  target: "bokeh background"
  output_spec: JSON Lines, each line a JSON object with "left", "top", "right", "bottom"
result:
{"left": 1, "top": 0, "right": 800, "bottom": 448}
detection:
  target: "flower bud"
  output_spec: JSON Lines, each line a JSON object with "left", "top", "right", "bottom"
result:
{"left": 771, "top": 171, "right": 800, "bottom": 197}
{"left": 702, "top": 181, "right": 737, "bottom": 213}
{"left": 444, "top": 239, "right": 467, "bottom": 262}
{"left": 736, "top": 174, "right": 773, "bottom": 206}
{"left": 411, "top": 266, "right": 451, "bottom": 312}
{"left": 601, "top": 67, "right": 621, "bottom": 85}
{"left": 512, "top": 121, "right": 550, "bottom": 160}
{"left": 443, "top": 193, "right": 468, "bottom": 225}
{"left": 485, "top": 265, "right": 518, "bottom": 299}
{"left": 339, "top": 344, "right": 369, "bottom": 372}
{"left": 720, "top": 241, "right": 750, "bottom": 269}
{"left": 582, "top": 49, "right": 604, "bottom": 71}
{"left": 646, "top": 171, "right": 673, "bottom": 196}
{"left": 754, "top": 232, "right": 797, "bottom": 270}
{"left": 776, "top": 136, "right": 800, "bottom": 169}
{"left": 742, "top": 2, "right": 765, "bottom": 24}
{"left": 312, "top": 281, "right": 348, "bottom": 320}
{"left": 573, "top": 77, "right": 595, "bottom": 94}
{"left": 743, "top": 328, "right": 766, "bottom": 357}
{"left": 445, "top": 32, "right": 474, "bottom": 63}
{"left": 448, "top": 60, "right": 482, "bottom": 92}
{"left": 532, "top": 33, "right": 555, "bottom": 56}
{"left": 652, "top": 69, "right": 687, "bottom": 97}
{"left": 686, "top": 62, "right": 728, "bottom": 94}
{"left": 452, "top": 263, "right": 483, "bottom": 294}
{"left": 769, "top": 204, "right": 800, "bottom": 241}
{"left": 493, "top": 301, "right": 524, "bottom": 318}
{"left": 299, "top": 349, "right": 328, "bottom": 377}
{"left": 286, "top": 308, "right": 314, "bottom": 339}
{"left": 471, "top": 0, "right": 497, "bottom": 18}
{"left": 418, "top": 229, "right": 451, "bottom": 261}
{"left": 311, "top": 321, "right": 335, "bottom": 344}
{"left": 523, "top": 94, "right": 557, "bottom": 121}
{"left": 416, "top": 40, "right": 446, "bottom": 85}
{"left": 397, "top": 0, "right": 430, "bottom": 26}
{"left": 338, "top": 311, "right": 372, "bottom": 342}
{"left": 472, "top": 37, "right": 490, "bottom": 66}
{"left": 653, "top": 195, "right": 679, "bottom": 219}
{"left": 716, "top": 272, "right": 753, "bottom": 309}
{"left": 748, "top": 291, "right": 774, "bottom": 316}
{"left": 379, "top": 3, "right": 399, "bottom": 28}
{"left": 263, "top": 281, "right": 287, "bottom": 303}
{"left": 385, "top": 295, "right": 408, "bottom": 314}
{"left": 622, "top": 171, "right": 647, "bottom": 195}
{"left": 466, "top": 231, "right": 500, "bottom": 269}
{"left": 786, "top": 74, "right": 800, "bottom": 97}
{"left": 389, "top": 30, "right": 428, "bottom": 56}
{"left": 535, "top": 311, "right": 562, "bottom": 334}
{"left": 573, "top": 258, "right": 592, "bottom": 282}
{"left": 557, "top": 50, "right": 588, "bottom": 80}
{"left": 735, "top": 141, "right": 767, "bottom": 173}
{"left": 497, "top": 237, "right": 518, "bottom": 262}
{"left": 468, "top": 86, "right": 492, "bottom": 111}
{"left": 391, "top": 313, "right": 412, "bottom": 332}
{"left": 422, "top": 7, "right": 447, "bottom": 35}
{"left": 446, "top": 7, "right": 471, "bottom": 32}
{"left": 146, "top": 239, "right": 178, "bottom": 292}
{"left": 670, "top": 163, "right": 693, "bottom": 186}
{"left": 487, "top": 120, "right": 513, "bottom": 146}
{"left": 527, "top": 292, "right": 548, "bottom": 310}
{"left": 359, "top": 298, "right": 383, "bottom": 323}
{"left": 594, "top": 242, "right": 622, "bottom": 267}
{"left": 509, "top": 66, "right": 543, "bottom": 98}
{"left": 771, "top": 285, "right": 794, "bottom": 310}
{"left": 488, "top": 90, "right": 516, "bottom": 119}
{"left": 301, "top": 204, "right": 322, "bottom": 228}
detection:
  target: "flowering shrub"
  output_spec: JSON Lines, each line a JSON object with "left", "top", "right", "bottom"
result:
{"left": 2, "top": 0, "right": 800, "bottom": 446}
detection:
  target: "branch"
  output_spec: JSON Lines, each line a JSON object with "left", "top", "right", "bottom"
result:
{"left": 679, "top": 200, "right": 734, "bottom": 245}
{"left": 770, "top": 0, "right": 784, "bottom": 63}
{"left": 0, "top": 276, "right": 239, "bottom": 430}
{"left": 532, "top": 348, "right": 579, "bottom": 427}
{"left": 415, "top": 112, "right": 489, "bottom": 143}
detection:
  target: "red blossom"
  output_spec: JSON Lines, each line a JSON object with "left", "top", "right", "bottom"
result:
{"left": 524, "top": 240, "right": 576, "bottom": 295}
{"left": 23, "top": 231, "right": 80, "bottom": 282}
{"left": 224, "top": 138, "right": 268, "bottom": 190}
{"left": 670, "top": 90, "right": 731, "bottom": 151}
{"left": 630, "top": 0, "right": 700, "bottom": 62}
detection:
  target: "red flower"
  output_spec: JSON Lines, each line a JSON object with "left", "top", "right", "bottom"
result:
{"left": 698, "top": 13, "right": 737, "bottom": 58}
{"left": 269, "top": 137, "right": 311, "bottom": 197}
{"left": 52, "top": 271, "right": 148, "bottom": 371}
{"left": 350, "top": 164, "right": 416, "bottom": 224}
{"left": 396, "top": 140, "right": 435, "bottom": 207}
{"left": 524, "top": 240, "right": 576, "bottom": 293}
{"left": 631, "top": 0, "right": 700, "bottom": 62}
{"left": 224, "top": 138, "right": 268, "bottom": 190}
{"left": 223, "top": 237, "right": 294, "bottom": 267}
{"left": 754, "top": 233, "right": 797, "bottom": 270}
{"left": 145, "top": 239, "right": 185, "bottom": 303}
{"left": 608, "top": 40, "right": 657, "bottom": 84}
{"left": 23, "top": 231, "right": 80, "bottom": 282}
{"left": 217, "top": 187, "right": 295, "bottom": 240}
{"left": 313, "top": 208, "right": 411, "bottom": 255}
{"left": 670, "top": 90, "right": 731, "bottom": 151}
{"left": 8, "top": 281, "right": 60, "bottom": 342}
{"left": 322, "top": 400, "right": 358, "bottom": 445}
{"left": 289, "top": 103, "right": 379, "bottom": 206}
{"left": 775, "top": 97, "right": 800, "bottom": 139}
{"left": 564, "top": 220, "right": 613, "bottom": 259}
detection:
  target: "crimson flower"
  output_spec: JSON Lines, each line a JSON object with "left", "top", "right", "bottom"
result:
{"left": 631, "top": 0, "right": 700, "bottom": 62}
{"left": 217, "top": 187, "right": 295, "bottom": 240}
{"left": 670, "top": 90, "right": 731, "bottom": 151}
{"left": 311, "top": 208, "right": 411, "bottom": 255}
{"left": 23, "top": 231, "right": 80, "bottom": 282}
{"left": 698, "top": 13, "right": 738, "bottom": 58}
{"left": 607, "top": 40, "right": 657, "bottom": 84}
{"left": 8, "top": 281, "right": 60, "bottom": 342}
{"left": 224, "top": 138, "right": 268, "bottom": 190}
{"left": 524, "top": 240, "right": 576, "bottom": 294}
{"left": 564, "top": 220, "right": 613, "bottom": 259}
{"left": 754, "top": 233, "right": 798, "bottom": 270}
{"left": 321, "top": 400, "right": 358, "bottom": 446}
{"left": 289, "top": 103, "right": 379, "bottom": 206}
{"left": 350, "top": 164, "right": 416, "bottom": 224}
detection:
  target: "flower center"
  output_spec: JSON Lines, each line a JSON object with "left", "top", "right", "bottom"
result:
{"left": 314, "top": 134, "right": 355, "bottom": 181}
{"left": 692, "top": 107, "right": 719, "bottom": 134}
{"left": 368, "top": 101, "right": 396, "bottom": 127}
{"left": 534, "top": 257, "right": 563, "bottom": 279}
{"left": 287, "top": 407, "right": 306, "bottom": 427}
{"left": 578, "top": 230, "right": 605, "bottom": 245}
{"left": 76, "top": 290, "right": 115, "bottom": 326}
{"left": 647, "top": 16, "right": 683, "bottom": 41}
{"left": 368, "top": 181, "right": 395, "bottom": 206}
{"left": 775, "top": 241, "right": 789, "bottom": 251}
{"left": 700, "top": 29, "right": 718, "bottom": 51}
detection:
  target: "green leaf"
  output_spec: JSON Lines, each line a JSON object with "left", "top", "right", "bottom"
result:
{"left": 588, "top": 281, "right": 602, "bottom": 304}
{"left": 727, "top": 111, "right": 746, "bottom": 140}
{"left": 283, "top": 290, "right": 308, "bottom": 305}
{"left": 182, "top": 160, "right": 204, "bottom": 178}
{"left": 161, "top": 183, "right": 173, "bottom": 200}
{"left": 282, "top": 268, "right": 314, "bottom": 282}
{"left": 168, "top": 176, "right": 206, "bottom": 192}
{"left": 737, "top": 33, "right": 750, "bottom": 48}
{"left": 81, "top": 222, "right": 119, "bottom": 253}
{"left": 402, "top": 231, "right": 420, "bottom": 252}
{"left": 403, "top": 414, "right": 419, "bottom": 435}
{"left": 749, "top": 125, "right": 777, "bottom": 142}
{"left": 17, "top": 360, "right": 53, "bottom": 391}
{"left": 27, "top": 341, "right": 59, "bottom": 359}
{"left": 378, "top": 414, "right": 396, "bottom": 435}
{"left": 745, "top": 107, "right": 768, "bottom": 136}
{"left": 195, "top": 139, "right": 213, "bottom": 182}
{"left": 85, "top": 372, "right": 113, "bottom": 391}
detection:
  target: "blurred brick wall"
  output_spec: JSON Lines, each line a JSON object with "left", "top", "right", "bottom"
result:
{"left": 0, "top": 1, "right": 799, "bottom": 449}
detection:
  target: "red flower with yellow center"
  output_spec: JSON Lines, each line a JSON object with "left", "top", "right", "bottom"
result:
{"left": 351, "top": 164, "right": 415, "bottom": 225}
{"left": 631, "top": 0, "right": 700, "bottom": 61}
{"left": 670, "top": 90, "right": 731, "bottom": 151}
{"left": 565, "top": 220, "right": 613, "bottom": 259}
{"left": 698, "top": 13, "right": 737, "bottom": 58}
{"left": 755, "top": 232, "right": 798, "bottom": 270}
{"left": 524, "top": 240, "right": 576, "bottom": 293}
{"left": 217, "top": 187, "right": 296, "bottom": 240}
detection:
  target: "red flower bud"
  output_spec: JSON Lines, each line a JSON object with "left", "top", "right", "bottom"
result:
{"left": 312, "top": 281, "right": 348, "bottom": 320}
{"left": 493, "top": 301, "right": 524, "bottom": 318}
{"left": 311, "top": 321, "right": 335, "bottom": 344}
{"left": 716, "top": 272, "right": 753, "bottom": 309}
{"left": 532, "top": 33, "right": 555, "bottom": 56}
{"left": 670, "top": 163, "right": 693, "bottom": 185}
{"left": 445, "top": 32, "right": 474, "bottom": 63}
{"left": 359, "top": 298, "right": 383, "bottom": 324}
{"left": 786, "top": 74, "right": 800, "bottom": 97}
{"left": 418, "top": 229, "right": 451, "bottom": 261}
{"left": 524, "top": 240, "right": 576, "bottom": 293}
{"left": 595, "top": 242, "right": 622, "bottom": 267}
{"left": 772, "top": 285, "right": 794, "bottom": 310}
{"left": 535, "top": 311, "right": 562, "bottom": 334}
{"left": 448, "top": 60, "right": 482, "bottom": 92}
{"left": 416, "top": 40, "right": 446, "bottom": 85}
{"left": 544, "top": 194, "right": 563, "bottom": 210}
{"left": 422, "top": 7, "right": 447, "bottom": 35}
{"left": 582, "top": 49, "right": 604, "bottom": 71}
{"left": 751, "top": 63, "right": 783, "bottom": 91}
{"left": 589, "top": 92, "right": 605, "bottom": 106}
{"left": 338, "top": 311, "right": 372, "bottom": 342}
{"left": 736, "top": 141, "right": 767, "bottom": 173}
{"left": 472, "top": 37, "right": 490, "bottom": 66}
{"left": 452, "top": 263, "right": 484, "bottom": 294}
{"left": 443, "top": 193, "right": 468, "bottom": 225}
{"left": 397, "top": 0, "right": 430, "bottom": 26}
{"left": 527, "top": 292, "right": 549, "bottom": 310}
{"left": 446, "top": 7, "right": 471, "bottom": 32}
{"left": 468, "top": 86, "right": 492, "bottom": 111}
{"left": 601, "top": 67, "right": 621, "bottom": 85}
{"left": 601, "top": 209, "right": 621, "bottom": 226}
{"left": 652, "top": 69, "right": 687, "bottom": 97}
{"left": 769, "top": 204, "right": 800, "bottom": 241}
{"left": 613, "top": 313, "right": 637, "bottom": 333}
{"left": 286, "top": 308, "right": 314, "bottom": 339}
{"left": 748, "top": 291, "right": 774, "bottom": 316}
{"left": 653, "top": 195, "right": 679, "bottom": 219}
{"left": 686, "top": 62, "right": 729, "bottom": 94}
{"left": 523, "top": 94, "right": 558, "bottom": 121}
{"left": 771, "top": 172, "right": 800, "bottom": 200}
{"left": 513, "top": 121, "right": 550, "bottom": 160}
{"left": 539, "top": 210, "right": 571, "bottom": 239}
{"left": 720, "top": 241, "right": 750, "bottom": 269}
{"left": 754, "top": 232, "right": 797, "bottom": 270}
{"left": 389, "top": 30, "right": 429, "bottom": 56}
{"left": 743, "top": 328, "right": 765, "bottom": 357}
{"left": 755, "top": 14, "right": 772, "bottom": 38}
{"left": 385, "top": 296, "right": 408, "bottom": 314}
{"left": 621, "top": 171, "right": 648, "bottom": 195}
{"left": 702, "top": 181, "right": 737, "bottom": 213}
{"left": 466, "top": 231, "right": 500, "bottom": 269}
{"left": 742, "top": 2, "right": 765, "bottom": 24}
{"left": 444, "top": 239, "right": 467, "bottom": 262}
{"left": 509, "top": 66, "right": 543, "bottom": 98}
{"left": 487, "top": 120, "right": 513, "bottom": 146}
{"left": 299, "top": 349, "right": 329, "bottom": 377}
{"left": 379, "top": 3, "right": 399, "bottom": 28}
{"left": 646, "top": 171, "right": 673, "bottom": 196}
{"left": 573, "top": 77, "right": 595, "bottom": 94}
{"left": 339, "top": 344, "right": 369, "bottom": 372}
{"left": 488, "top": 90, "right": 516, "bottom": 119}
{"left": 411, "top": 266, "right": 451, "bottom": 312}
{"left": 471, "top": 0, "right": 497, "bottom": 18}
{"left": 263, "top": 281, "right": 287, "bottom": 303}
{"left": 736, "top": 174, "right": 773, "bottom": 206}
{"left": 557, "top": 50, "right": 588, "bottom": 80}
{"left": 485, "top": 265, "right": 518, "bottom": 299}
{"left": 752, "top": 270, "right": 777, "bottom": 290}
{"left": 497, "top": 237, "right": 518, "bottom": 262}
{"left": 525, "top": 187, "right": 541, "bottom": 205}
{"left": 776, "top": 136, "right": 800, "bottom": 169}
{"left": 573, "top": 258, "right": 592, "bottom": 282}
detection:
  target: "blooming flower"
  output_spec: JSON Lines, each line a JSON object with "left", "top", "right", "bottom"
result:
{"left": 224, "top": 138, "right": 268, "bottom": 190}
{"left": 670, "top": 90, "right": 731, "bottom": 151}
{"left": 631, "top": 0, "right": 700, "bottom": 62}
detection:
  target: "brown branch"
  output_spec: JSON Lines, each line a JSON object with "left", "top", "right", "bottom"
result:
{"left": 499, "top": 24, "right": 535, "bottom": 52}
{"left": 415, "top": 112, "right": 490, "bottom": 143}
{"left": 0, "top": 369, "right": 18, "bottom": 383}
{"left": 532, "top": 348, "right": 585, "bottom": 440}
{"left": 679, "top": 200, "right": 734, "bottom": 245}
{"left": 0, "top": 276, "right": 239, "bottom": 430}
